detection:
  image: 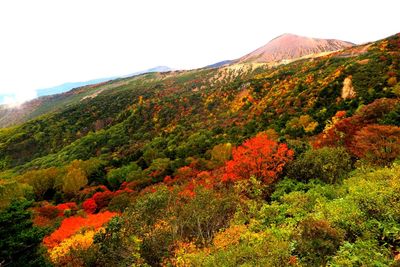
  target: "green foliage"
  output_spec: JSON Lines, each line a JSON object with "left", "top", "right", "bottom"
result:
{"left": 17, "top": 167, "right": 59, "bottom": 200}
{"left": 0, "top": 179, "right": 33, "bottom": 208}
{"left": 329, "top": 240, "right": 393, "bottom": 266}
{"left": 1, "top": 34, "right": 400, "bottom": 266}
{"left": 0, "top": 200, "right": 49, "bottom": 266}
{"left": 62, "top": 163, "right": 87, "bottom": 196}
{"left": 287, "top": 147, "right": 352, "bottom": 184}
{"left": 294, "top": 217, "right": 344, "bottom": 266}
{"left": 106, "top": 162, "right": 142, "bottom": 188}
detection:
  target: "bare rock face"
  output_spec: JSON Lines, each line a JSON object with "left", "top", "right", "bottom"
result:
{"left": 238, "top": 33, "right": 354, "bottom": 63}
{"left": 342, "top": 76, "right": 357, "bottom": 99}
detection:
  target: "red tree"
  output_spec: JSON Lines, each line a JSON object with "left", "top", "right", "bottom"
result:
{"left": 222, "top": 134, "right": 294, "bottom": 184}
{"left": 82, "top": 198, "right": 97, "bottom": 214}
{"left": 43, "top": 211, "right": 117, "bottom": 249}
{"left": 350, "top": 124, "right": 400, "bottom": 166}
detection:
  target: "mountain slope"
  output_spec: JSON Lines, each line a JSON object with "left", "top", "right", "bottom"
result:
{"left": 0, "top": 66, "right": 172, "bottom": 128}
{"left": 0, "top": 33, "right": 398, "bottom": 172}
{"left": 0, "top": 33, "right": 399, "bottom": 266}
{"left": 37, "top": 66, "right": 172, "bottom": 97}
{"left": 238, "top": 33, "right": 354, "bottom": 63}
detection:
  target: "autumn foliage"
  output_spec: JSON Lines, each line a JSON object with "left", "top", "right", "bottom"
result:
{"left": 222, "top": 134, "right": 294, "bottom": 184}
{"left": 350, "top": 124, "right": 400, "bottom": 166}
{"left": 82, "top": 198, "right": 97, "bottom": 214}
{"left": 43, "top": 211, "right": 117, "bottom": 249}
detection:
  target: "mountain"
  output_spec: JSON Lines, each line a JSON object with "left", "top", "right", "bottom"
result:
{"left": 237, "top": 33, "right": 354, "bottom": 63}
{"left": 204, "top": 60, "right": 233, "bottom": 69}
{"left": 0, "top": 66, "right": 172, "bottom": 128}
{"left": 0, "top": 33, "right": 400, "bottom": 266}
{"left": 36, "top": 66, "right": 172, "bottom": 98}
{"left": 36, "top": 78, "right": 116, "bottom": 97}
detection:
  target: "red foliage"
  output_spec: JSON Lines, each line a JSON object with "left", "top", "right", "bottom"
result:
{"left": 43, "top": 211, "right": 118, "bottom": 249}
{"left": 350, "top": 124, "right": 400, "bottom": 165}
{"left": 33, "top": 215, "right": 52, "bottom": 227}
{"left": 222, "top": 134, "right": 294, "bottom": 184}
{"left": 313, "top": 98, "right": 399, "bottom": 150}
{"left": 178, "top": 171, "right": 215, "bottom": 198}
{"left": 82, "top": 198, "right": 97, "bottom": 214}
{"left": 313, "top": 116, "right": 362, "bottom": 149}
{"left": 357, "top": 98, "right": 398, "bottom": 123}
{"left": 163, "top": 175, "right": 173, "bottom": 184}
{"left": 78, "top": 185, "right": 109, "bottom": 200}
{"left": 114, "top": 188, "right": 134, "bottom": 196}
{"left": 56, "top": 202, "right": 78, "bottom": 216}
{"left": 335, "top": 110, "right": 346, "bottom": 119}
{"left": 36, "top": 205, "right": 61, "bottom": 220}
{"left": 92, "top": 191, "right": 114, "bottom": 209}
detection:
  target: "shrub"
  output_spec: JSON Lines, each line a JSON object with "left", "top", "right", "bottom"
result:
{"left": 43, "top": 211, "right": 117, "bottom": 249}
{"left": 222, "top": 133, "right": 294, "bottom": 184}
{"left": 82, "top": 199, "right": 97, "bottom": 214}
{"left": 294, "top": 217, "right": 344, "bottom": 266}
{"left": 350, "top": 124, "right": 400, "bottom": 166}
{"left": 329, "top": 240, "right": 393, "bottom": 266}
{"left": 287, "top": 147, "right": 352, "bottom": 184}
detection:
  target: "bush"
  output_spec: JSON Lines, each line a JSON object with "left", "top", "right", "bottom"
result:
{"left": 350, "top": 124, "right": 400, "bottom": 166}
{"left": 287, "top": 147, "right": 352, "bottom": 184}
{"left": 329, "top": 240, "right": 393, "bottom": 266}
{"left": 294, "top": 217, "right": 344, "bottom": 266}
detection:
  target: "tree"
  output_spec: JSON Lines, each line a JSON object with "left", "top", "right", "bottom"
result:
{"left": 350, "top": 124, "right": 400, "bottom": 166}
{"left": 222, "top": 134, "right": 294, "bottom": 184}
{"left": 294, "top": 217, "right": 344, "bottom": 266}
{"left": 211, "top": 143, "right": 232, "bottom": 165}
{"left": 0, "top": 200, "right": 48, "bottom": 266}
{"left": 18, "top": 167, "right": 59, "bottom": 200}
{"left": 62, "top": 160, "right": 88, "bottom": 196}
{"left": 287, "top": 147, "right": 352, "bottom": 184}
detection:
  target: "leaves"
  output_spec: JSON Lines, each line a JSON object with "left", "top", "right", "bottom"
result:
{"left": 222, "top": 134, "right": 294, "bottom": 184}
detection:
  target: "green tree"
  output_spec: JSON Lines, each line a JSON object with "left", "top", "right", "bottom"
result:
{"left": 287, "top": 147, "right": 352, "bottom": 184}
{"left": 0, "top": 200, "right": 49, "bottom": 266}
{"left": 62, "top": 160, "right": 88, "bottom": 196}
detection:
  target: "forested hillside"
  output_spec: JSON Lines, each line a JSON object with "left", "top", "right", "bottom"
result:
{"left": 0, "top": 33, "right": 399, "bottom": 266}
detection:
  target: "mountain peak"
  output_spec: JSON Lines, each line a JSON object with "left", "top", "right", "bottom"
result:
{"left": 238, "top": 33, "right": 354, "bottom": 63}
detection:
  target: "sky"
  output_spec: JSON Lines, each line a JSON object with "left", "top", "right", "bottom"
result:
{"left": 0, "top": 0, "right": 399, "bottom": 105}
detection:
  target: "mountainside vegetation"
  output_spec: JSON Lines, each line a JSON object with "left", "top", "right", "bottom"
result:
{"left": 0, "top": 33, "right": 400, "bottom": 266}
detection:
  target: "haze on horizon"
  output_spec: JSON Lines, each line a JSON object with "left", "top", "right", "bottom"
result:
{"left": 0, "top": 0, "right": 399, "bottom": 105}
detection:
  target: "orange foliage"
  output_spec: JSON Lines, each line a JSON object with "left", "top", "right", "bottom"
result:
{"left": 43, "top": 211, "right": 117, "bottom": 249}
{"left": 55, "top": 202, "right": 78, "bottom": 216}
{"left": 222, "top": 134, "right": 294, "bottom": 184}
{"left": 350, "top": 124, "right": 400, "bottom": 165}
{"left": 314, "top": 98, "right": 399, "bottom": 151}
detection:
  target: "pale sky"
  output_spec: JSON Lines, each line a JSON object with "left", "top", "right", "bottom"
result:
{"left": 0, "top": 0, "right": 399, "bottom": 104}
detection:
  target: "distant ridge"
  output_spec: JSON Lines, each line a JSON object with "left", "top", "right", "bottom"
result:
{"left": 36, "top": 66, "right": 172, "bottom": 98}
{"left": 204, "top": 60, "right": 233, "bottom": 69}
{"left": 237, "top": 33, "right": 354, "bottom": 63}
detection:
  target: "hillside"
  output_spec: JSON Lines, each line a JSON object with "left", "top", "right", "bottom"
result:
{"left": 0, "top": 33, "right": 399, "bottom": 266}
{"left": 238, "top": 33, "right": 354, "bottom": 63}
{"left": 0, "top": 66, "right": 172, "bottom": 128}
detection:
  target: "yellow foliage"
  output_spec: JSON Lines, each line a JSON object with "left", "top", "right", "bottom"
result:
{"left": 174, "top": 241, "right": 197, "bottom": 267}
{"left": 258, "top": 129, "right": 279, "bottom": 141}
{"left": 213, "top": 224, "right": 247, "bottom": 250}
{"left": 49, "top": 229, "right": 98, "bottom": 265}
{"left": 387, "top": 76, "right": 397, "bottom": 87}
{"left": 62, "top": 160, "right": 88, "bottom": 195}
{"left": 211, "top": 143, "right": 232, "bottom": 164}
{"left": 286, "top": 115, "right": 318, "bottom": 133}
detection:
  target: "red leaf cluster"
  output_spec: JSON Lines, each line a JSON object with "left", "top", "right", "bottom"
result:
{"left": 43, "top": 211, "right": 118, "bottom": 249}
{"left": 222, "top": 134, "right": 294, "bottom": 184}
{"left": 350, "top": 124, "right": 400, "bottom": 165}
{"left": 82, "top": 199, "right": 97, "bottom": 214}
{"left": 82, "top": 187, "right": 134, "bottom": 213}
